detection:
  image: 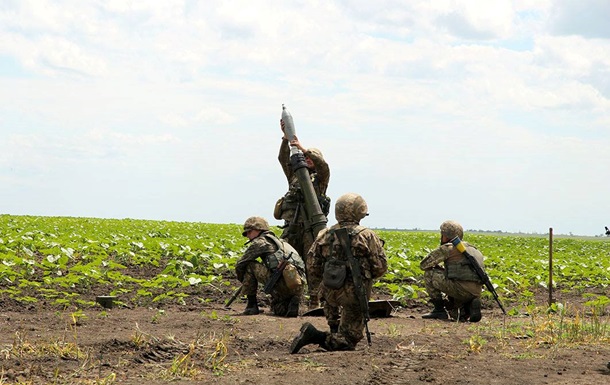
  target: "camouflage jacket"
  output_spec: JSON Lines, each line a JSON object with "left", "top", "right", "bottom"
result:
{"left": 420, "top": 241, "right": 485, "bottom": 294}
{"left": 279, "top": 138, "right": 329, "bottom": 190}
{"left": 235, "top": 231, "right": 305, "bottom": 282}
{"left": 277, "top": 139, "right": 331, "bottom": 221}
{"left": 307, "top": 222, "right": 387, "bottom": 284}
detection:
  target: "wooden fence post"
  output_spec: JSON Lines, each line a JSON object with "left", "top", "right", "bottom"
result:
{"left": 549, "top": 227, "right": 554, "bottom": 306}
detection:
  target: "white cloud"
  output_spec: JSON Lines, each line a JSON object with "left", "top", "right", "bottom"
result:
{"left": 434, "top": 0, "right": 515, "bottom": 40}
{"left": 1, "top": 1, "right": 610, "bottom": 235}
{"left": 548, "top": 0, "right": 610, "bottom": 39}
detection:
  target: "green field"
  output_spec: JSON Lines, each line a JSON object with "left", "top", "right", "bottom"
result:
{"left": 1, "top": 214, "right": 609, "bottom": 313}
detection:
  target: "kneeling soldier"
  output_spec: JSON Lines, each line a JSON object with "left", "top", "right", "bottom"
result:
{"left": 290, "top": 193, "right": 387, "bottom": 353}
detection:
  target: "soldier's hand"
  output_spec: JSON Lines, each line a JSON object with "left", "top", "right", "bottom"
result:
{"left": 289, "top": 136, "right": 302, "bottom": 150}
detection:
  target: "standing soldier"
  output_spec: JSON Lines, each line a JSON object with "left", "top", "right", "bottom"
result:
{"left": 290, "top": 193, "right": 387, "bottom": 353}
{"left": 235, "top": 216, "right": 306, "bottom": 317}
{"left": 274, "top": 120, "right": 331, "bottom": 309}
{"left": 420, "top": 220, "right": 484, "bottom": 322}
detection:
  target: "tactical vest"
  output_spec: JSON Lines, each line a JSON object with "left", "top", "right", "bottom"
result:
{"left": 329, "top": 224, "right": 366, "bottom": 251}
{"left": 281, "top": 173, "right": 331, "bottom": 217}
{"left": 445, "top": 245, "right": 484, "bottom": 283}
{"left": 325, "top": 226, "right": 366, "bottom": 270}
{"left": 262, "top": 233, "right": 305, "bottom": 273}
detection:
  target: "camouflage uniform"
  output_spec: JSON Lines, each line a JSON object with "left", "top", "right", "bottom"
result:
{"left": 236, "top": 218, "right": 306, "bottom": 317}
{"left": 276, "top": 138, "right": 330, "bottom": 301}
{"left": 309, "top": 224, "right": 387, "bottom": 349}
{"left": 420, "top": 220, "right": 485, "bottom": 321}
{"left": 290, "top": 193, "right": 387, "bottom": 353}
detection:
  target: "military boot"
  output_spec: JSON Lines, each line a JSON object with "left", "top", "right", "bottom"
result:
{"left": 468, "top": 297, "right": 482, "bottom": 323}
{"left": 285, "top": 296, "right": 300, "bottom": 318}
{"left": 243, "top": 295, "right": 260, "bottom": 315}
{"left": 329, "top": 323, "right": 339, "bottom": 334}
{"left": 421, "top": 299, "right": 448, "bottom": 320}
{"left": 290, "top": 322, "right": 327, "bottom": 354}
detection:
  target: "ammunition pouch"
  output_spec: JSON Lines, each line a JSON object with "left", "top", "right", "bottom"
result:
{"left": 323, "top": 259, "right": 347, "bottom": 289}
{"left": 282, "top": 264, "right": 303, "bottom": 290}
{"left": 283, "top": 189, "right": 301, "bottom": 209}
{"left": 264, "top": 253, "right": 281, "bottom": 271}
{"left": 446, "top": 261, "right": 481, "bottom": 282}
{"left": 275, "top": 189, "right": 301, "bottom": 221}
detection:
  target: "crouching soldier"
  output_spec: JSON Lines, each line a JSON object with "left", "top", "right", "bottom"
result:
{"left": 420, "top": 220, "right": 485, "bottom": 322}
{"left": 235, "top": 216, "right": 306, "bottom": 317}
{"left": 290, "top": 193, "right": 387, "bottom": 353}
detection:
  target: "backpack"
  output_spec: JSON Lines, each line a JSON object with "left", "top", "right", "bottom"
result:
{"left": 322, "top": 226, "right": 365, "bottom": 289}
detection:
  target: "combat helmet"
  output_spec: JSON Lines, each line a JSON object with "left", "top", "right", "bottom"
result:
{"left": 242, "top": 216, "right": 270, "bottom": 236}
{"left": 335, "top": 193, "right": 368, "bottom": 223}
{"left": 440, "top": 220, "right": 463, "bottom": 240}
{"left": 306, "top": 148, "right": 324, "bottom": 159}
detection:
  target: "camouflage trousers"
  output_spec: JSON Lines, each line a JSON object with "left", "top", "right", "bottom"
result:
{"left": 318, "top": 280, "right": 373, "bottom": 351}
{"left": 242, "top": 261, "right": 304, "bottom": 316}
{"left": 423, "top": 268, "right": 475, "bottom": 305}
{"left": 280, "top": 223, "right": 320, "bottom": 294}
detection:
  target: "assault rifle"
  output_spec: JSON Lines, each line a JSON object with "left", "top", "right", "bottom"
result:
{"left": 335, "top": 227, "right": 371, "bottom": 346}
{"left": 450, "top": 236, "right": 507, "bottom": 315}
{"left": 225, "top": 285, "right": 242, "bottom": 309}
{"left": 263, "top": 252, "right": 293, "bottom": 294}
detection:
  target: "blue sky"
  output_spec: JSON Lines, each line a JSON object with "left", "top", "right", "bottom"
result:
{"left": 1, "top": 1, "right": 610, "bottom": 236}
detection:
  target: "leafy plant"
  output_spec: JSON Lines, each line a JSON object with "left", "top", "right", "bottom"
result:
{"left": 2, "top": 215, "right": 609, "bottom": 309}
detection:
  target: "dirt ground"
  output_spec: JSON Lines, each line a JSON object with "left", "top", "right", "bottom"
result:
{"left": 1, "top": 286, "right": 609, "bottom": 385}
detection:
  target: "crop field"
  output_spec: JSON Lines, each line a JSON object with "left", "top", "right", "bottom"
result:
{"left": 1, "top": 214, "right": 609, "bottom": 311}
{"left": 1, "top": 214, "right": 610, "bottom": 384}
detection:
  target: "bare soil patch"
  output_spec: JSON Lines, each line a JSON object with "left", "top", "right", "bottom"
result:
{"left": 1, "top": 287, "right": 609, "bottom": 384}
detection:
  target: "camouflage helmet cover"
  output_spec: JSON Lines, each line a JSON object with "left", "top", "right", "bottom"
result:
{"left": 306, "top": 148, "right": 324, "bottom": 160}
{"left": 335, "top": 193, "right": 368, "bottom": 222}
{"left": 242, "top": 216, "right": 270, "bottom": 236}
{"left": 440, "top": 220, "right": 464, "bottom": 240}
